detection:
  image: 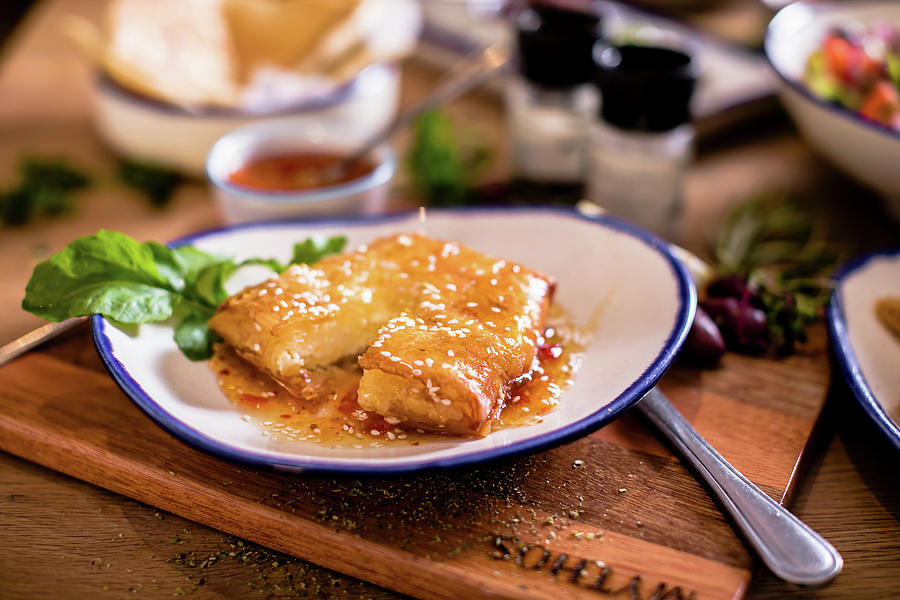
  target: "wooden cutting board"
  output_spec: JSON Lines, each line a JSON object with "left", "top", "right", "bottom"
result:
{"left": 0, "top": 325, "right": 829, "bottom": 600}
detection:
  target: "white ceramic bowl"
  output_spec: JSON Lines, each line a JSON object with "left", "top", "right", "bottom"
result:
{"left": 206, "top": 119, "right": 395, "bottom": 224}
{"left": 765, "top": 2, "right": 900, "bottom": 220}
{"left": 93, "top": 64, "right": 400, "bottom": 176}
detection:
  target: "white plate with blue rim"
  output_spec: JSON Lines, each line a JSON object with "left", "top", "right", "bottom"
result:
{"left": 828, "top": 249, "right": 900, "bottom": 451}
{"left": 91, "top": 207, "right": 696, "bottom": 474}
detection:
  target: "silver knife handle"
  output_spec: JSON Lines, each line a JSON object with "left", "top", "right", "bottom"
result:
{"left": 0, "top": 317, "right": 87, "bottom": 367}
{"left": 638, "top": 387, "right": 842, "bottom": 586}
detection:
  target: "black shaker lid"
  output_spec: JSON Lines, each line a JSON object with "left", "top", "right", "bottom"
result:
{"left": 515, "top": 4, "right": 603, "bottom": 88}
{"left": 593, "top": 44, "right": 697, "bottom": 131}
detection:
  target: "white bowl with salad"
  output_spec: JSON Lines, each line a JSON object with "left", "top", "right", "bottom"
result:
{"left": 765, "top": 1, "right": 900, "bottom": 220}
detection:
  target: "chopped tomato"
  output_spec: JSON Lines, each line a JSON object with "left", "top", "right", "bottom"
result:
{"left": 366, "top": 419, "right": 392, "bottom": 435}
{"left": 537, "top": 343, "right": 563, "bottom": 360}
{"left": 240, "top": 393, "right": 268, "bottom": 409}
{"left": 859, "top": 81, "right": 900, "bottom": 125}
{"left": 824, "top": 34, "right": 856, "bottom": 82}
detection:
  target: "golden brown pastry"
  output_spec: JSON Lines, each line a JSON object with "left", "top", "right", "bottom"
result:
{"left": 876, "top": 296, "right": 900, "bottom": 342}
{"left": 209, "top": 233, "right": 554, "bottom": 436}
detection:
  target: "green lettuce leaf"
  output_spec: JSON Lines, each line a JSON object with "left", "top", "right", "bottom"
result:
{"left": 22, "top": 230, "right": 180, "bottom": 322}
{"left": 174, "top": 312, "right": 222, "bottom": 361}
{"left": 291, "top": 235, "right": 347, "bottom": 265}
{"left": 22, "top": 230, "right": 348, "bottom": 359}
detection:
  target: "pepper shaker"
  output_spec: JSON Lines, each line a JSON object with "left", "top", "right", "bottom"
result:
{"left": 506, "top": 5, "right": 602, "bottom": 195}
{"left": 587, "top": 44, "right": 697, "bottom": 240}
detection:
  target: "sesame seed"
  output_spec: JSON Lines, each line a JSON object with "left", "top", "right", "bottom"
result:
{"left": 441, "top": 399, "right": 451, "bottom": 406}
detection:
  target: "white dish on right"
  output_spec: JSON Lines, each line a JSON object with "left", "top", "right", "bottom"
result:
{"left": 828, "top": 249, "right": 900, "bottom": 451}
{"left": 765, "top": 2, "right": 900, "bottom": 221}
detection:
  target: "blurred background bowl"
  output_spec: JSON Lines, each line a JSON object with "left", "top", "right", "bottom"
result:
{"left": 94, "top": 63, "right": 400, "bottom": 177}
{"left": 765, "top": 1, "right": 900, "bottom": 220}
{"left": 206, "top": 119, "right": 395, "bottom": 224}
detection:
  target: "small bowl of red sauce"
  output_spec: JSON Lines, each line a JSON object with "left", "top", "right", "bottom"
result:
{"left": 206, "top": 120, "right": 395, "bottom": 223}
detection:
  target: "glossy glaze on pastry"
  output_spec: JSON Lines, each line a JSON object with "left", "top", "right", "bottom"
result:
{"left": 209, "top": 233, "right": 554, "bottom": 436}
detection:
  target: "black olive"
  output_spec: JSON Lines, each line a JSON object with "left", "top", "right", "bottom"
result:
{"left": 701, "top": 296, "right": 768, "bottom": 353}
{"left": 681, "top": 306, "right": 726, "bottom": 364}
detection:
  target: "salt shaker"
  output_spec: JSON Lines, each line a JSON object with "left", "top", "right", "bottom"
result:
{"left": 587, "top": 44, "right": 697, "bottom": 240}
{"left": 506, "top": 5, "right": 602, "bottom": 193}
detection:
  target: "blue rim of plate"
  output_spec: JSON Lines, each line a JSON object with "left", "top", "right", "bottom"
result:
{"left": 764, "top": 1, "right": 900, "bottom": 144}
{"left": 827, "top": 248, "right": 900, "bottom": 452}
{"left": 91, "top": 206, "right": 697, "bottom": 475}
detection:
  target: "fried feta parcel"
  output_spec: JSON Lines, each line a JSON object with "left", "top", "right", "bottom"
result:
{"left": 209, "top": 233, "right": 553, "bottom": 436}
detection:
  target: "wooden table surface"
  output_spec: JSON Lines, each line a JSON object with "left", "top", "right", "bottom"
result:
{"left": 1, "top": 1, "right": 898, "bottom": 599}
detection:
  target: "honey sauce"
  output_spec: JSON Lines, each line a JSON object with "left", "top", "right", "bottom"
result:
{"left": 210, "top": 307, "right": 586, "bottom": 447}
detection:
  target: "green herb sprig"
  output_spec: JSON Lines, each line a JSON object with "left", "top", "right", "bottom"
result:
{"left": 406, "top": 110, "right": 490, "bottom": 206}
{"left": 117, "top": 159, "right": 182, "bottom": 207}
{"left": 0, "top": 157, "right": 90, "bottom": 224}
{"left": 712, "top": 194, "right": 840, "bottom": 352}
{"left": 22, "top": 231, "right": 346, "bottom": 360}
